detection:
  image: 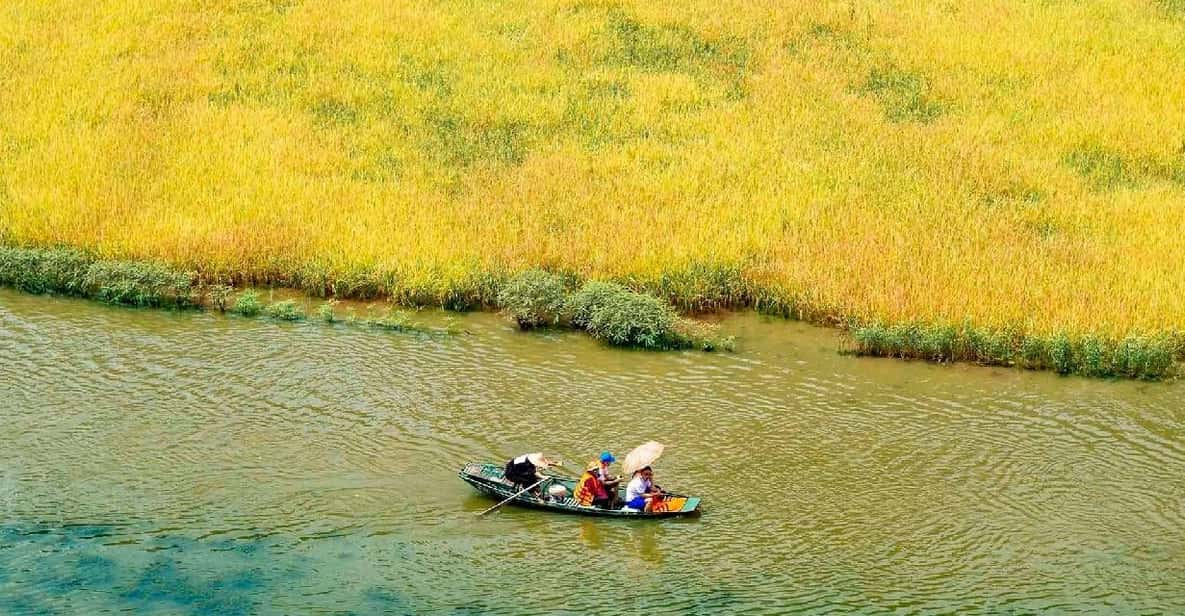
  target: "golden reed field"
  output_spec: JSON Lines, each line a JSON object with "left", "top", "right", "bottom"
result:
{"left": 2, "top": 0, "right": 1185, "bottom": 340}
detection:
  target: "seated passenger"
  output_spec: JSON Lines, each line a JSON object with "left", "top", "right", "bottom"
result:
{"left": 623, "top": 466, "right": 663, "bottom": 513}
{"left": 595, "top": 451, "right": 621, "bottom": 509}
{"left": 574, "top": 461, "right": 609, "bottom": 507}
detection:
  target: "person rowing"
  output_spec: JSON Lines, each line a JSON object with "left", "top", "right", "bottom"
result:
{"left": 503, "top": 452, "right": 558, "bottom": 498}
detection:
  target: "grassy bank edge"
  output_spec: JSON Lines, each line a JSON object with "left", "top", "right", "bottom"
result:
{"left": 0, "top": 245, "right": 731, "bottom": 351}
{"left": 1, "top": 245, "right": 1180, "bottom": 379}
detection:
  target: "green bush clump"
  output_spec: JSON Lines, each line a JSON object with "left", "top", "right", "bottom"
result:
{"left": 0, "top": 247, "right": 737, "bottom": 354}
{"left": 0, "top": 246, "right": 197, "bottom": 307}
{"left": 442, "top": 270, "right": 504, "bottom": 312}
{"left": 964, "top": 326, "right": 1015, "bottom": 365}
{"left": 568, "top": 281, "right": 678, "bottom": 348}
{"left": 84, "top": 260, "right": 196, "bottom": 307}
{"left": 365, "top": 306, "right": 415, "bottom": 331}
{"left": 849, "top": 323, "right": 1179, "bottom": 379}
{"left": 916, "top": 325, "right": 955, "bottom": 362}
{"left": 851, "top": 323, "right": 935, "bottom": 360}
{"left": 851, "top": 323, "right": 892, "bottom": 356}
{"left": 496, "top": 269, "right": 569, "bottom": 329}
{"left": 264, "top": 299, "right": 305, "bottom": 321}
{"left": 0, "top": 246, "right": 94, "bottom": 295}
{"left": 672, "top": 317, "right": 734, "bottom": 352}
{"left": 1077, "top": 334, "right": 1108, "bottom": 377}
{"left": 232, "top": 289, "right": 263, "bottom": 316}
{"left": 317, "top": 299, "right": 338, "bottom": 322}
{"left": 1048, "top": 332, "right": 1074, "bottom": 374}
{"left": 1018, "top": 336, "right": 1049, "bottom": 370}
{"left": 1110, "top": 335, "right": 1178, "bottom": 380}
{"left": 568, "top": 281, "right": 624, "bottom": 328}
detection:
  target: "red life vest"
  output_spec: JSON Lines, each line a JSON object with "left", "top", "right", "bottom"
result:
{"left": 574, "top": 470, "right": 608, "bottom": 505}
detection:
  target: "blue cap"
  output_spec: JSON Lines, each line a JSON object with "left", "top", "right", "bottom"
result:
{"left": 600, "top": 451, "right": 615, "bottom": 463}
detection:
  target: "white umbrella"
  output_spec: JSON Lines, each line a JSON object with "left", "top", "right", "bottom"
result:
{"left": 622, "top": 441, "right": 665, "bottom": 476}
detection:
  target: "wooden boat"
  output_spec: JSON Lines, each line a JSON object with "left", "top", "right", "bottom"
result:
{"left": 459, "top": 462, "right": 702, "bottom": 518}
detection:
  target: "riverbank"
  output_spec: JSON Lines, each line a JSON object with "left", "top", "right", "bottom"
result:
{"left": 0, "top": 245, "right": 734, "bottom": 351}
{"left": 1, "top": 245, "right": 1178, "bottom": 379}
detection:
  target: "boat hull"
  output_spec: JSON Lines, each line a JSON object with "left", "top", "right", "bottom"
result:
{"left": 460, "top": 462, "right": 701, "bottom": 518}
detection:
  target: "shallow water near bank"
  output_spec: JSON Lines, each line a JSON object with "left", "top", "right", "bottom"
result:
{"left": 1, "top": 288, "right": 1183, "bottom": 614}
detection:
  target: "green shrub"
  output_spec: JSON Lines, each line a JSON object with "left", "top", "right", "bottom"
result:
{"left": 1048, "top": 332, "right": 1074, "bottom": 374}
{"left": 568, "top": 281, "right": 678, "bottom": 348}
{"left": 917, "top": 325, "right": 956, "bottom": 362}
{"left": 965, "top": 327, "right": 1015, "bottom": 366}
{"left": 442, "top": 270, "right": 504, "bottom": 311}
{"left": 1063, "top": 144, "right": 1134, "bottom": 190}
{"left": 264, "top": 299, "right": 305, "bottom": 321}
{"left": 1018, "top": 336, "right": 1049, "bottom": 370}
{"left": 365, "top": 306, "right": 414, "bottom": 331}
{"left": 317, "top": 299, "right": 338, "bottom": 322}
{"left": 850, "top": 320, "right": 1179, "bottom": 379}
{"left": 862, "top": 64, "right": 947, "bottom": 124}
{"left": 671, "top": 317, "right": 733, "bottom": 351}
{"left": 232, "top": 289, "right": 263, "bottom": 316}
{"left": 0, "top": 246, "right": 195, "bottom": 307}
{"left": 0, "top": 246, "right": 93, "bottom": 295}
{"left": 568, "top": 281, "right": 622, "bottom": 328}
{"left": 496, "top": 269, "right": 569, "bottom": 329}
{"left": 84, "top": 260, "right": 196, "bottom": 307}
{"left": 1078, "top": 334, "right": 1109, "bottom": 377}
{"left": 1112, "top": 335, "right": 1177, "bottom": 380}
{"left": 851, "top": 323, "right": 888, "bottom": 356}
{"left": 330, "top": 270, "right": 384, "bottom": 300}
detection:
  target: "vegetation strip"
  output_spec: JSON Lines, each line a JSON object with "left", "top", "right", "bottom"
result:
{"left": 0, "top": 246, "right": 728, "bottom": 349}
{"left": 848, "top": 322, "right": 1181, "bottom": 381}
{"left": 2, "top": 246, "right": 1180, "bottom": 378}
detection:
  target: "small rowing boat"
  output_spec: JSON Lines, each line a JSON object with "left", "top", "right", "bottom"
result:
{"left": 459, "top": 462, "right": 702, "bottom": 518}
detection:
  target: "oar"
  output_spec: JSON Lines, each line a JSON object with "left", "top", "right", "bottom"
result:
{"left": 476, "top": 477, "right": 548, "bottom": 516}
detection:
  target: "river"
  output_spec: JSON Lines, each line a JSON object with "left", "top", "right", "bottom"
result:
{"left": 1, "top": 288, "right": 1183, "bottom": 614}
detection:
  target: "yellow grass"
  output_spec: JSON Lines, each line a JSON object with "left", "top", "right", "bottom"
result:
{"left": 2, "top": 0, "right": 1184, "bottom": 337}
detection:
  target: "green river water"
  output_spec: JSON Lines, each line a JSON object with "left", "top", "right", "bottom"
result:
{"left": 1, "top": 288, "right": 1183, "bottom": 614}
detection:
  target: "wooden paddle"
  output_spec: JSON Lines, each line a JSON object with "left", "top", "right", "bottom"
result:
{"left": 476, "top": 477, "right": 548, "bottom": 516}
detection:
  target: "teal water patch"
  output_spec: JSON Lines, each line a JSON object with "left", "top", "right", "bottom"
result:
{"left": 0, "top": 523, "right": 411, "bottom": 614}
{"left": 0, "top": 520, "right": 839, "bottom": 613}
{"left": 0, "top": 524, "right": 273, "bottom": 614}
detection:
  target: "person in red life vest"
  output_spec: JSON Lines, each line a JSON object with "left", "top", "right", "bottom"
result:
{"left": 574, "top": 460, "right": 610, "bottom": 507}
